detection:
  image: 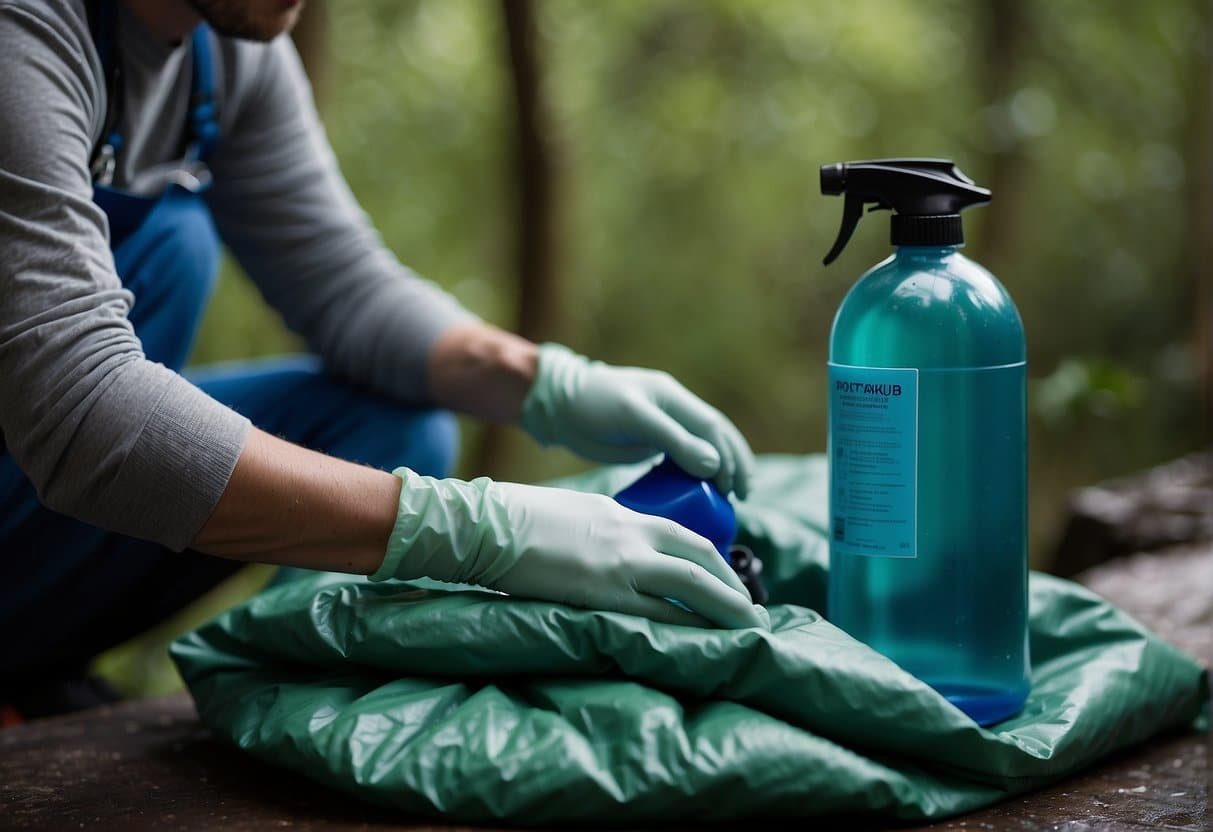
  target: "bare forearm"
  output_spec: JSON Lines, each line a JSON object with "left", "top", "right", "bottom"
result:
{"left": 426, "top": 322, "right": 538, "bottom": 423}
{"left": 191, "top": 428, "right": 401, "bottom": 574}
{"left": 190, "top": 324, "right": 535, "bottom": 571}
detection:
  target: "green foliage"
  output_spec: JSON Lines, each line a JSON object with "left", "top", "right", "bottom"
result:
{"left": 1033, "top": 357, "right": 1146, "bottom": 426}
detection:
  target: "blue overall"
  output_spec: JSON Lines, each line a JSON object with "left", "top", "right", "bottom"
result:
{"left": 0, "top": 9, "right": 456, "bottom": 699}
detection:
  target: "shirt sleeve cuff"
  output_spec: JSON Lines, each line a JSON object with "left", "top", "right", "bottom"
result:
{"left": 108, "top": 376, "right": 252, "bottom": 552}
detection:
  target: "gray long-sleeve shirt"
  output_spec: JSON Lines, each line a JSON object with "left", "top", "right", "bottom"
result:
{"left": 0, "top": 1, "right": 476, "bottom": 551}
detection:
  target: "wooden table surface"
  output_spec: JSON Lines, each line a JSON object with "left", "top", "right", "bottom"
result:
{"left": 2, "top": 545, "right": 1208, "bottom": 832}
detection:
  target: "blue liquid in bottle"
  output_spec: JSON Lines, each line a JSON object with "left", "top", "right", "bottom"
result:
{"left": 828, "top": 245, "right": 1029, "bottom": 726}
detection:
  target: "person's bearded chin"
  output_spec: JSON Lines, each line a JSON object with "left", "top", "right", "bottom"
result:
{"left": 184, "top": 0, "right": 304, "bottom": 41}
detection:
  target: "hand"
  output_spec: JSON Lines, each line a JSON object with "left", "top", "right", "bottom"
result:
{"left": 520, "top": 343, "right": 755, "bottom": 499}
{"left": 373, "top": 468, "right": 769, "bottom": 629}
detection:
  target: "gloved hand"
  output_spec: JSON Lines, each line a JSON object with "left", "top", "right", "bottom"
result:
{"left": 373, "top": 467, "right": 769, "bottom": 630}
{"left": 521, "top": 343, "right": 755, "bottom": 499}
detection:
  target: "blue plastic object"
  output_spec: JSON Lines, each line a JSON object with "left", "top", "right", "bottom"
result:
{"left": 821, "top": 160, "right": 1028, "bottom": 726}
{"left": 614, "top": 458, "right": 736, "bottom": 561}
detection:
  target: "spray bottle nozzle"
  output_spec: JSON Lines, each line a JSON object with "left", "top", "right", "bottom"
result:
{"left": 819, "top": 163, "right": 847, "bottom": 195}
{"left": 820, "top": 158, "right": 991, "bottom": 265}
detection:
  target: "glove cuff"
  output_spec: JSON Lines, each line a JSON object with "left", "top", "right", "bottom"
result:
{"left": 519, "top": 342, "right": 587, "bottom": 447}
{"left": 371, "top": 467, "right": 431, "bottom": 582}
{"left": 373, "top": 468, "right": 520, "bottom": 587}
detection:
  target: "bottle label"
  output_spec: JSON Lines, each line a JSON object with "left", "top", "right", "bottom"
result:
{"left": 828, "top": 364, "right": 918, "bottom": 558}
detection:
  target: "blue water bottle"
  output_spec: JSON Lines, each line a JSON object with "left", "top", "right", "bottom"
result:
{"left": 820, "top": 159, "right": 1029, "bottom": 725}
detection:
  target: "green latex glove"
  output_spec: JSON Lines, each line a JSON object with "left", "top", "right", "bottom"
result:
{"left": 373, "top": 467, "right": 769, "bottom": 630}
{"left": 521, "top": 343, "right": 755, "bottom": 499}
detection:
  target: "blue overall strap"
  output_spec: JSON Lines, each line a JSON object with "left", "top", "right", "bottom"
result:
{"left": 89, "top": 0, "right": 219, "bottom": 179}
{"left": 189, "top": 25, "right": 220, "bottom": 163}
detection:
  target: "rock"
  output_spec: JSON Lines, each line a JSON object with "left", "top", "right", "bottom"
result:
{"left": 1052, "top": 452, "right": 1213, "bottom": 577}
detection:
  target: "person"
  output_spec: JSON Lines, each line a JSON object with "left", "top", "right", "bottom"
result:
{"left": 0, "top": 0, "right": 766, "bottom": 717}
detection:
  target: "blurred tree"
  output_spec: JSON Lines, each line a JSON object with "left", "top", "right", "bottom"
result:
{"left": 290, "top": 0, "right": 329, "bottom": 95}
{"left": 473, "top": 0, "right": 563, "bottom": 476}
{"left": 1189, "top": 0, "right": 1213, "bottom": 441}
{"left": 975, "top": 0, "right": 1031, "bottom": 276}
{"left": 501, "top": 0, "right": 560, "bottom": 344}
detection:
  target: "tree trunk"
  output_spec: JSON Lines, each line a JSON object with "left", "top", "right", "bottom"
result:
{"left": 473, "top": 0, "right": 561, "bottom": 477}
{"left": 500, "top": 0, "right": 560, "bottom": 344}
{"left": 1194, "top": 0, "right": 1213, "bottom": 444}
{"left": 973, "top": 0, "right": 1031, "bottom": 275}
{"left": 290, "top": 0, "right": 329, "bottom": 97}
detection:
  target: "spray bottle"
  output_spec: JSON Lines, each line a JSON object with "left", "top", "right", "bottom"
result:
{"left": 821, "top": 159, "right": 1028, "bottom": 725}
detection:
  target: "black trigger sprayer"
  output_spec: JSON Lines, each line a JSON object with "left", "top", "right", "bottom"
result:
{"left": 820, "top": 158, "right": 991, "bottom": 265}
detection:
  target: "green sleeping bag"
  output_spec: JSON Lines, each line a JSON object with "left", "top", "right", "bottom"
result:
{"left": 171, "top": 455, "right": 1208, "bottom": 824}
